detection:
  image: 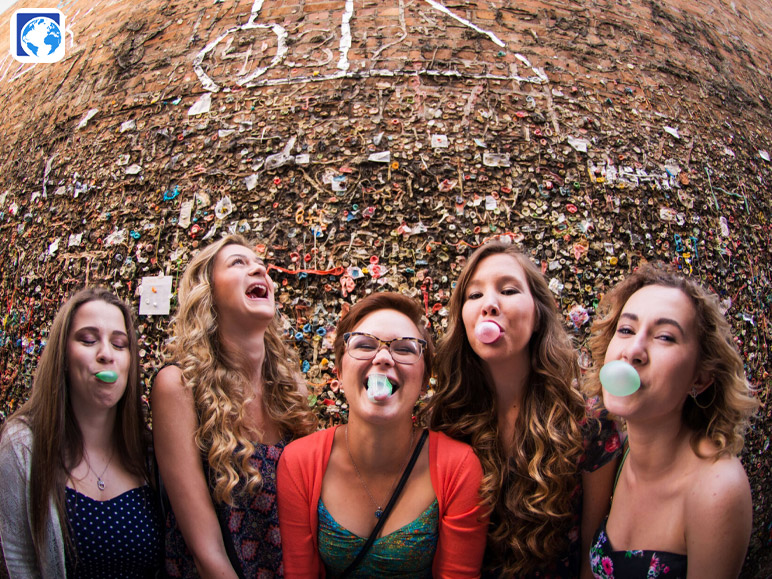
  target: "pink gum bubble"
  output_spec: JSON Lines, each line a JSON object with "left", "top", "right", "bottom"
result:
{"left": 475, "top": 321, "right": 501, "bottom": 344}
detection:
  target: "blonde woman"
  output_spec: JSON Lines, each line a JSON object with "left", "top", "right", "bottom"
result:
{"left": 152, "top": 234, "right": 316, "bottom": 578}
{"left": 427, "top": 241, "right": 621, "bottom": 578}
{"left": 586, "top": 264, "right": 757, "bottom": 578}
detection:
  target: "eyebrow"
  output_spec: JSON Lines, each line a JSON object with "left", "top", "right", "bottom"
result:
{"left": 74, "top": 326, "right": 128, "bottom": 337}
{"left": 468, "top": 275, "right": 524, "bottom": 287}
{"left": 619, "top": 313, "right": 686, "bottom": 335}
{"left": 228, "top": 253, "right": 264, "bottom": 265}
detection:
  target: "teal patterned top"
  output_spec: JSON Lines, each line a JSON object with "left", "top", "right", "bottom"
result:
{"left": 317, "top": 498, "right": 439, "bottom": 578}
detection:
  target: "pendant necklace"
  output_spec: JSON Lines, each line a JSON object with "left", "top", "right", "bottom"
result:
{"left": 83, "top": 448, "right": 114, "bottom": 491}
{"left": 345, "top": 425, "right": 415, "bottom": 519}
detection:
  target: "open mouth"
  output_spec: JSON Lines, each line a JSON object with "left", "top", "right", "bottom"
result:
{"left": 364, "top": 374, "right": 401, "bottom": 398}
{"left": 246, "top": 282, "right": 269, "bottom": 300}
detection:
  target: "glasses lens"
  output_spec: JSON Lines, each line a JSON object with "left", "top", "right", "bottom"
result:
{"left": 345, "top": 334, "right": 423, "bottom": 363}
{"left": 347, "top": 334, "right": 379, "bottom": 359}
{"left": 389, "top": 339, "right": 422, "bottom": 363}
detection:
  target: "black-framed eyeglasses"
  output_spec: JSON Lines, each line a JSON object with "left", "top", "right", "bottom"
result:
{"left": 343, "top": 332, "right": 426, "bottom": 364}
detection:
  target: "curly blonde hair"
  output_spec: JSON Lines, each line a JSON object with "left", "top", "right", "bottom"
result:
{"left": 426, "top": 241, "right": 588, "bottom": 576}
{"left": 586, "top": 263, "right": 758, "bottom": 458}
{"left": 165, "top": 234, "right": 316, "bottom": 504}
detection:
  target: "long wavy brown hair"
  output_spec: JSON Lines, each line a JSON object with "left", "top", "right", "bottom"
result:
{"left": 586, "top": 263, "right": 758, "bottom": 458}
{"left": 1, "top": 288, "right": 148, "bottom": 563}
{"left": 426, "top": 241, "right": 587, "bottom": 576}
{"left": 164, "top": 234, "right": 316, "bottom": 504}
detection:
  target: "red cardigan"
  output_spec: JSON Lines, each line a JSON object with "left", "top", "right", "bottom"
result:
{"left": 277, "top": 428, "right": 487, "bottom": 578}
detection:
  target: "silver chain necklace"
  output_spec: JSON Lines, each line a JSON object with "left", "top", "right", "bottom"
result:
{"left": 83, "top": 448, "right": 114, "bottom": 491}
{"left": 345, "top": 425, "right": 415, "bottom": 519}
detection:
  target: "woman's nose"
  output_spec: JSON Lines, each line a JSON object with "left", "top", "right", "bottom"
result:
{"left": 371, "top": 344, "right": 396, "bottom": 365}
{"left": 481, "top": 296, "right": 500, "bottom": 317}
{"left": 620, "top": 335, "right": 648, "bottom": 366}
{"left": 96, "top": 340, "right": 114, "bottom": 363}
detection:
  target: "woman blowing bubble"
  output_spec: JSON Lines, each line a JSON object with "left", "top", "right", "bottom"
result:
{"left": 426, "top": 241, "right": 621, "bottom": 578}
{"left": 0, "top": 288, "right": 162, "bottom": 577}
{"left": 152, "top": 234, "right": 316, "bottom": 578}
{"left": 277, "top": 292, "right": 488, "bottom": 578}
{"left": 586, "top": 264, "right": 757, "bottom": 578}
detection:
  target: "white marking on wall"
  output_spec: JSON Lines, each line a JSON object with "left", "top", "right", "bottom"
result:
{"left": 422, "top": 0, "right": 506, "bottom": 47}
{"left": 196, "top": 0, "right": 549, "bottom": 91}
{"left": 193, "top": 0, "right": 288, "bottom": 93}
{"left": 337, "top": 0, "right": 353, "bottom": 71}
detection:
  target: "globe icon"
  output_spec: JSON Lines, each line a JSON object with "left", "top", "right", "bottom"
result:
{"left": 20, "top": 17, "right": 62, "bottom": 58}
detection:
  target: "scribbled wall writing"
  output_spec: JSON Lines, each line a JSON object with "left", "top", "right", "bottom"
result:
{"left": 193, "top": 0, "right": 547, "bottom": 92}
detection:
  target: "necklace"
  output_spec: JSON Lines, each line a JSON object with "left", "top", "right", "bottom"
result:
{"left": 345, "top": 425, "right": 415, "bottom": 519}
{"left": 83, "top": 448, "right": 114, "bottom": 491}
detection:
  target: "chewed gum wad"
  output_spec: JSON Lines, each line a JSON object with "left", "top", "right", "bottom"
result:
{"left": 367, "top": 374, "right": 393, "bottom": 401}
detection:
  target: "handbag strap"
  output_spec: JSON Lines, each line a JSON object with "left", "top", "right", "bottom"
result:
{"left": 340, "top": 428, "right": 430, "bottom": 578}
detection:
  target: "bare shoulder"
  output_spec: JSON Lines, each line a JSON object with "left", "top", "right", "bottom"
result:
{"left": 151, "top": 365, "right": 187, "bottom": 401}
{"left": 684, "top": 448, "right": 752, "bottom": 575}
{"left": 687, "top": 452, "right": 751, "bottom": 519}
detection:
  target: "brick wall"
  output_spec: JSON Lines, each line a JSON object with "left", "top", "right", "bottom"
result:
{"left": 1, "top": 0, "right": 770, "bottom": 572}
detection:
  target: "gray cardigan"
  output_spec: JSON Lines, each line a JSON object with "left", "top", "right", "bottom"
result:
{"left": 0, "top": 420, "right": 66, "bottom": 578}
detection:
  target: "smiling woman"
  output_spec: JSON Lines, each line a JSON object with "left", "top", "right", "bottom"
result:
{"left": 277, "top": 292, "right": 488, "bottom": 578}
{"left": 0, "top": 288, "right": 162, "bottom": 578}
{"left": 151, "top": 234, "right": 317, "bottom": 578}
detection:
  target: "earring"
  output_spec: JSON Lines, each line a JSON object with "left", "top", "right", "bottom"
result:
{"left": 690, "top": 385, "right": 716, "bottom": 410}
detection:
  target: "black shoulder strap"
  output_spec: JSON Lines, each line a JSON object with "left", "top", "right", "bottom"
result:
{"left": 340, "top": 429, "right": 430, "bottom": 578}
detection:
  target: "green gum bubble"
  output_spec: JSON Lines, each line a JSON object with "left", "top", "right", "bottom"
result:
{"left": 95, "top": 370, "right": 118, "bottom": 383}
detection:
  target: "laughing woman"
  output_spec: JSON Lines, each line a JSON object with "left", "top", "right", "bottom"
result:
{"left": 585, "top": 265, "right": 757, "bottom": 578}
{"left": 277, "top": 292, "right": 487, "bottom": 578}
{"left": 152, "top": 234, "right": 316, "bottom": 578}
{"left": 0, "top": 288, "right": 161, "bottom": 578}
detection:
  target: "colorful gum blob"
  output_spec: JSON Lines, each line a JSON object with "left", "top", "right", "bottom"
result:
{"left": 599, "top": 360, "right": 640, "bottom": 396}
{"left": 95, "top": 370, "right": 119, "bottom": 383}
{"left": 475, "top": 321, "right": 501, "bottom": 344}
{"left": 367, "top": 374, "right": 393, "bottom": 402}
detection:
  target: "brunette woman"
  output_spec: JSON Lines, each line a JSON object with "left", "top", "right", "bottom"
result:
{"left": 278, "top": 292, "right": 487, "bottom": 577}
{"left": 0, "top": 288, "right": 161, "bottom": 577}
{"left": 427, "top": 241, "right": 621, "bottom": 578}
{"left": 152, "top": 234, "right": 316, "bottom": 578}
{"left": 586, "top": 264, "right": 757, "bottom": 578}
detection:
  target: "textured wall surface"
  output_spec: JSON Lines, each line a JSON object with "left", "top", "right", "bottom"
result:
{"left": 0, "top": 0, "right": 770, "bottom": 573}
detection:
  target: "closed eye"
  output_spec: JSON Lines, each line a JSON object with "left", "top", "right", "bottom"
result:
{"left": 393, "top": 345, "right": 418, "bottom": 355}
{"left": 502, "top": 287, "right": 520, "bottom": 296}
{"left": 466, "top": 291, "right": 482, "bottom": 300}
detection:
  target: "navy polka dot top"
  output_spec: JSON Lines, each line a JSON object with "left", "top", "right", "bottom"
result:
{"left": 65, "top": 485, "right": 162, "bottom": 578}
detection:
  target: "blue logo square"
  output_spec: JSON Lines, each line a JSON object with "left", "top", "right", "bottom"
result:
{"left": 10, "top": 9, "right": 66, "bottom": 63}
